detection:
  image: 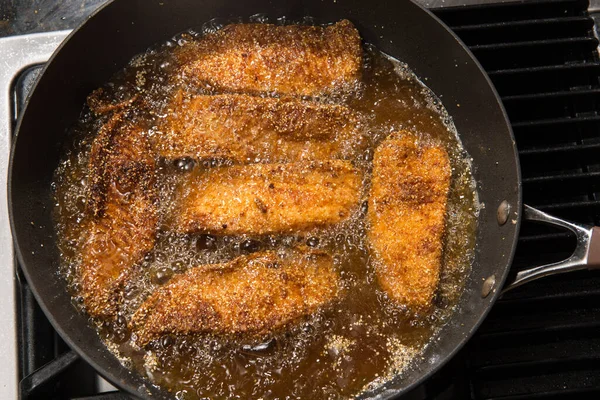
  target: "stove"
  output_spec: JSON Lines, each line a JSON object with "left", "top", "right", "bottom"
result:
{"left": 2, "top": 0, "right": 600, "bottom": 398}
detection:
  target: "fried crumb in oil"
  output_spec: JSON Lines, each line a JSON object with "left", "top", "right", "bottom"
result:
{"left": 326, "top": 334, "right": 355, "bottom": 357}
{"left": 360, "top": 337, "right": 419, "bottom": 394}
{"left": 144, "top": 351, "right": 159, "bottom": 372}
{"left": 386, "top": 336, "right": 418, "bottom": 374}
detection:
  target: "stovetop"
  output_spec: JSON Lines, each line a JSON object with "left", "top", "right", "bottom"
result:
{"left": 3, "top": 0, "right": 600, "bottom": 399}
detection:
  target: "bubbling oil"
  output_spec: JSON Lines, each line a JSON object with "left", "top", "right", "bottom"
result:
{"left": 52, "top": 22, "right": 478, "bottom": 400}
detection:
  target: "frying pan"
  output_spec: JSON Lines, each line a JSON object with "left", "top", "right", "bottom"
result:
{"left": 8, "top": 0, "right": 600, "bottom": 398}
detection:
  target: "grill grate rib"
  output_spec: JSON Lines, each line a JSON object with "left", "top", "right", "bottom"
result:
{"left": 434, "top": 0, "right": 600, "bottom": 399}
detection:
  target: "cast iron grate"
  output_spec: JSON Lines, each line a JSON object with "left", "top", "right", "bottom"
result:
{"left": 14, "top": 0, "right": 600, "bottom": 398}
{"left": 435, "top": 0, "right": 600, "bottom": 399}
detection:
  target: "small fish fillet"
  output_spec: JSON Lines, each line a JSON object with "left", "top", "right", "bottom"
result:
{"left": 368, "top": 132, "right": 451, "bottom": 313}
{"left": 130, "top": 249, "right": 340, "bottom": 345}
{"left": 178, "top": 20, "right": 362, "bottom": 96}
{"left": 157, "top": 93, "right": 366, "bottom": 163}
{"left": 79, "top": 112, "right": 158, "bottom": 319}
{"left": 168, "top": 160, "right": 361, "bottom": 235}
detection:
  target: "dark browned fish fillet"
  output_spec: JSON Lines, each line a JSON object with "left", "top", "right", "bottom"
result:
{"left": 130, "top": 249, "right": 340, "bottom": 346}
{"left": 87, "top": 87, "right": 139, "bottom": 116}
{"left": 367, "top": 132, "right": 451, "bottom": 313}
{"left": 168, "top": 160, "right": 361, "bottom": 235}
{"left": 179, "top": 20, "right": 362, "bottom": 96}
{"left": 157, "top": 93, "right": 367, "bottom": 163}
{"left": 79, "top": 113, "right": 158, "bottom": 319}
{"left": 86, "top": 112, "right": 154, "bottom": 217}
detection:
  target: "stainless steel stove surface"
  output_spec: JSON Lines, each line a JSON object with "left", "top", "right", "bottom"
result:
{"left": 3, "top": 0, "right": 600, "bottom": 398}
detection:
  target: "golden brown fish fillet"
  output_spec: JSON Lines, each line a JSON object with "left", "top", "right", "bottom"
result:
{"left": 368, "top": 133, "right": 451, "bottom": 313}
{"left": 168, "top": 160, "right": 361, "bottom": 235}
{"left": 79, "top": 113, "right": 158, "bottom": 319}
{"left": 130, "top": 249, "right": 340, "bottom": 345}
{"left": 179, "top": 20, "right": 362, "bottom": 96}
{"left": 157, "top": 93, "right": 367, "bottom": 163}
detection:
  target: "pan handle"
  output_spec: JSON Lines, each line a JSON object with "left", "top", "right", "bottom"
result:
{"left": 502, "top": 205, "right": 600, "bottom": 293}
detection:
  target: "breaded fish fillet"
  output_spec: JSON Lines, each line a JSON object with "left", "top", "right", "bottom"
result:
{"left": 130, "top": 249, "right": 339, "bottom": 345}
{"left": 157, "top": 93, "right": 367, "bottom": 163}
{"left": 86, "top": 87, "right": 139, "bottom": 116}
{"left": 168, "top": 160, "right": 361, "bottom": 235}
{"left": 368, "top": 133, "right": 451, "bottom": 313}
{"left": 87, "top": 113, "right": 154, "bottom": 217}
{"left": 179, "top": 20, "right": 362, "bottom": 96}
{"left": 80, "top": 113, "right": 158, "bottom": 319}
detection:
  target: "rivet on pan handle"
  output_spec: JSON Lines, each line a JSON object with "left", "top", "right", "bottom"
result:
{"left": 502, "top": 205, "right": 600, "bottom": 293}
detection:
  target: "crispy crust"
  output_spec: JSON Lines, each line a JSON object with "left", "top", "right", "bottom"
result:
{"left": 87, "top": 87, "right": 139, "bottom": 116}
{"left": 130, "top": 249, "right": 340, "bottom": 345}
{"left": 367, "top": 132, "right": 451, "bottom": 313}
{"left": 168, "top": 160, "right": 362, "bottom": 235}
{"left": 157, "top": 93, "right": 367, "bottom": 163}
{"left": 80, "top": 113, "right": 158, "bottom": 319}
{"left": 179, "top": 20, "right": 362, "bottom": 96}
{"left": 86, "top": 112, "right": 154, "bottom": 217}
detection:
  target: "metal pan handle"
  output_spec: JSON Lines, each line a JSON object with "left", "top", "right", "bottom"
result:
{"left": 502, "top": 205, "right": 600, "bottom": 292}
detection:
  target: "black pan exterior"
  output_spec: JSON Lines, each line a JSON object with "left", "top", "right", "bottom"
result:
{"left": 8, "top": 0, "right": 521, "bottom": 398}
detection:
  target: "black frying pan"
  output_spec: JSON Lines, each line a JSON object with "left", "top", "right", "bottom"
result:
{"left": 8, "top": 0, "right": 523, "bottom": 398}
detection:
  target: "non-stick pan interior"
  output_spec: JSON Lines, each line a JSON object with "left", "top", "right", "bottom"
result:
{"left": 9, "top": 0, "right": 520, "bottom": 398}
